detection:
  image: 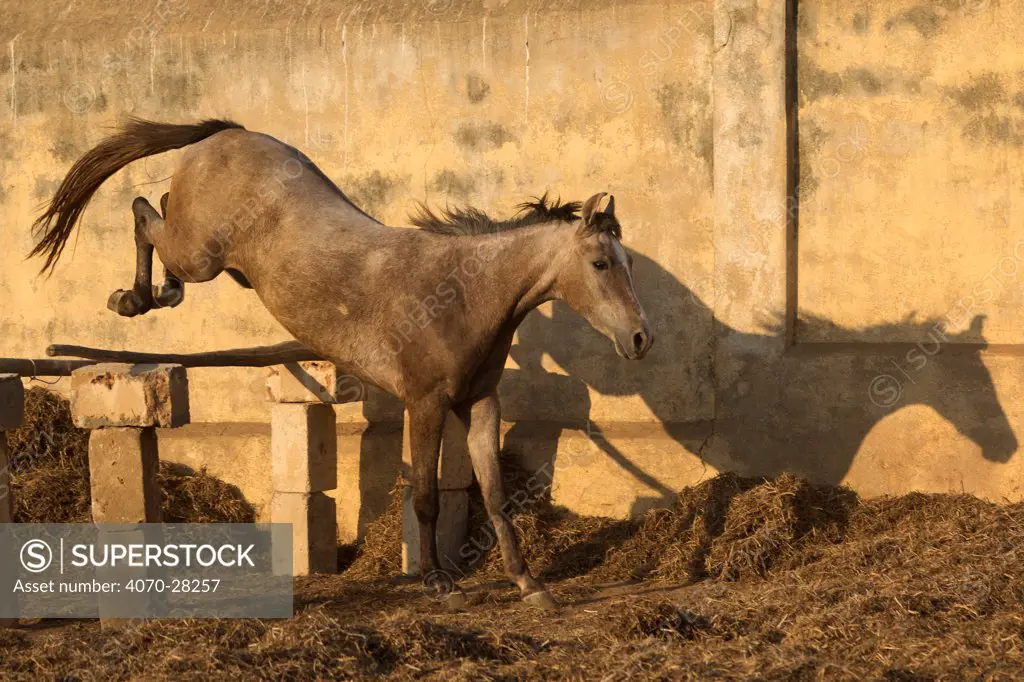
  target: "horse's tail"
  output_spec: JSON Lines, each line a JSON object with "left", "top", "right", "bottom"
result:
{"left": 30, "top": 117, "right": 244, "bottom": 274}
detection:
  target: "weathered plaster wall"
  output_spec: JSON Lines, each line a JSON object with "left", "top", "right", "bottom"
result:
{"left": 2, "top": 0, "right": 1023, "bottom": 533}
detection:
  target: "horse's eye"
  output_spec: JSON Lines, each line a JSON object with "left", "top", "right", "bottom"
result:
{"left": 592, "top": 260, "right": 609, "bottom": 271}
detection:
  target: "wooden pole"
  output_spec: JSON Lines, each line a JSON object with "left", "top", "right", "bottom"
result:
{"left": 47, "top": 341, "right": 321, "bottom": 367}
{"left": 0, "top": 341, "right": 322, "bottom": 376}
{"left": 0, "top": 358, "right": 94, "bottom": 376}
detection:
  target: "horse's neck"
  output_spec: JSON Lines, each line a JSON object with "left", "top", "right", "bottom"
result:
{"left": 461, "top": 223, "right": 572, "bottom": 324}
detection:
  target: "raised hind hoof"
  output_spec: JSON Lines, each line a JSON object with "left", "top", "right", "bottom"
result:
{"left": 523, "top": 590, "right": 559, "bottom": 611}
{"left": 107, "top": 289, "right": 150, "bottom": 317}
{"left": 152, "top": 283, "right": 184, "bottom": 309}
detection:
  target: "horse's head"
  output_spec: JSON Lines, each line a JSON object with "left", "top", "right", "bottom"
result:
{"left": 551, "top": 193, "right": 653, "bottom": 360}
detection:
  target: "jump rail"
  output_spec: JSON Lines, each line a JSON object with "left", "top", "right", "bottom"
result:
{"left": 0, "top": 341, "right": 321, "bottom": 376}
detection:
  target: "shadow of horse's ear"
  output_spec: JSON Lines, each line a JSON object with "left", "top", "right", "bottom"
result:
{"left": 970, "top": 314, "right": 987, "bottom": 337}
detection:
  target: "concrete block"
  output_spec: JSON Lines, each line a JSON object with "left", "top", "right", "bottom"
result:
{"left": 271, "top": 492, "right": 336, "bottom": 575}
{"left": 401, "top": 487, "right": 470, "bottom": 575}
{"left": 88, "top": 427, "right": 162, "bottom": 524}
{"left": 71, "top": 364, "right": 189, "bottom": 429}
{"left": 271, "top": 403, "right": 337, "bottom": 493}
{"left": 0, "top": 375, "right": 24, "bottom": 430}
{"left": 401, "top": 412, "right": 474, "bottom": 490}
{"left": 266, "top": 362, "right": 359, "bottom": 404}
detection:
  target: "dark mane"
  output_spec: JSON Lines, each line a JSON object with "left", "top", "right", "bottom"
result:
{"left": 410, "top": 192, "right": 581, "bottom": 236}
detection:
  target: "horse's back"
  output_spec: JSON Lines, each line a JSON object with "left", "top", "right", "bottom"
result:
{"left": 161, "top": 128, "right": 378, "bottom": 273}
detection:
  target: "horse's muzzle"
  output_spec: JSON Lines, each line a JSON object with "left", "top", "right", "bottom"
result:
{"left": 615, "top": 325, "right": 653, "bottom": 360}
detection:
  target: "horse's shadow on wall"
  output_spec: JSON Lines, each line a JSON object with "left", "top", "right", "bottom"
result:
{"left": 500, "top": 250, "right": 1018, "bottom": 513}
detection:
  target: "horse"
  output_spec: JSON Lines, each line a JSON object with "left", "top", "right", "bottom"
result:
{"left": 30, "top": 118, "right": 654, "bottom": 609}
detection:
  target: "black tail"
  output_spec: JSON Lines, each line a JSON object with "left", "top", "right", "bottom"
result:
{"left": 30, "top": 118, "right": 244, "bottom": 274}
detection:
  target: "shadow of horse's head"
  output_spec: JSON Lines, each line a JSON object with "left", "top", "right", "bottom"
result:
{"left": 512, "top": 247, "right": 1018, "bottom": 471}
{"left": 870, "top": 314, "right": 1018, "bottom": 464}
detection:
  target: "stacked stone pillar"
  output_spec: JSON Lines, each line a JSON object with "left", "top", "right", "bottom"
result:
{"left": 70, "top": 363, "right": 189, "bottom": 628}
{"left": 0, "top": 374, "right": 24, "bottom": 628}
{"left": 401, "top": 413, "right": 473, "bottom": 575}
{"left": 266, "top": 362, "right": 339, "bottom": 575}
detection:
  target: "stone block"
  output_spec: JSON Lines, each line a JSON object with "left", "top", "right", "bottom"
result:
{"left": 271, "top": 492, "right": 336, "bottom": 575}
{"left": 271, "top": 403, "right": 337, "bottom": 493}
{"left": 88, "top": 427, "right": 162, "bottom": 524}
{"left": 0, "top": 435, "right": 11, "bottom": 524}
{"left": 71, "top": 364, "right": 189, "bottom": 429}
{"left": 401, "top": 412, "right": 474, "bottom": 490}
{"left": 0, "top": 375, "right": 24, "bottom": 430}
{"left": 0, "top": 507, "right": 15, "bottom": 627}
{"left": 266, "top": 362, "right": 361, "bottom": 404}
{"left": 95, "top": 528, "right": 162, "bottom": 629}
{"left": 401, "top": 487, "right": 470, "bottom": 575}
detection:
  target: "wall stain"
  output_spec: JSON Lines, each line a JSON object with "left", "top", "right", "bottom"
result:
{"left": 800, "top": 61, "right": 900, "bottom": 102}
{"left": 852, "top": 12, "right": 870, "bottom": 34}
{"left": 962, "top": 115, "right": 1024, "bottom": 147}
{"left": 33, "top": 176, "right": 61, "bottom": 202}
{"left": 432, "top": 169, "right": 476, "bottom": 199}
{"left": 883, "top": 5, "right": 944, "bottom": 39}
{"left": 655, "top": 83, "right": 713, "bottom": 170}
{"left": 465, "top": 74, "right": 490, "bottom": 104}
{"left": 798, "top": 119, "right": 831, "bottom": 196}
{"left": 454, "top": 122, "right": 515, "bottom": 151}
{"left": 799, "top": 61, "right": 842, "bottom": 102}
{"left": 50, "top": 129, "right": 84, "bottom": 164}
{"left": 0, "top": 131, "right": 13, "bottom": 161}
{"left": 345, "top": 170, "right": 408, "bottom": 218}
{"left": 946, "top": 73, "right": 1005, "bottom": 110}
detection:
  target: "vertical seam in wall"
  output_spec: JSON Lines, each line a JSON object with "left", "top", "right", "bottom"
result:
{"left": 709, "top": 7, "right": 719, "bottom": 424}
{"left": 784, "top": 0, "right": 800, "bottom": 348}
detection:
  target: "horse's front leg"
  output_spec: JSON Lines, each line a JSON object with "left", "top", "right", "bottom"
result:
{"left": 454, "top": 392, "right": 558, "bottom": 610}
{"left": 408, "top": 397, "right": 469, "bottom": 607}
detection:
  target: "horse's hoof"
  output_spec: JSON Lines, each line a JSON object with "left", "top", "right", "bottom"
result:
{"left": 523, "top": 590, "right": 559, "bottom": 611}
{"left": 444, "top": 589, "right": 470, "bottom": 611}
{"left": 107, "top": 289, "right": 149, "bottom": 317}
{"left": 152, "top": 284, "right": 184, "bottom": 309}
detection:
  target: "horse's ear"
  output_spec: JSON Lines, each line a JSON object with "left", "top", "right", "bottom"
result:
{"left": 603, "top": 195, "right": 615, "bottom": 217}
{"left": 578, "top": 192, "right": 608, "bottom": 236}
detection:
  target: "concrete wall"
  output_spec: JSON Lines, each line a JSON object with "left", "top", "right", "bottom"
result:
{"left": 2, "top": 0, "right": 1023, "bottom": 534}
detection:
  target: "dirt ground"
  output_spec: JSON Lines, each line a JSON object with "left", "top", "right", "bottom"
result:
{"left": 2, "top": 389, "right": 1024, "bottom": 680}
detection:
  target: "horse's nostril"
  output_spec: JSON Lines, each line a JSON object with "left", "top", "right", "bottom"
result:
{"left": 633, "top": 332, "right": 645, "bottom": 351}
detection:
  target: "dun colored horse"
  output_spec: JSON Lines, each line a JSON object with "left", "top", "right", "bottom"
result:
{"left": 31, "top": 119, "right": 653, "bottom": 609}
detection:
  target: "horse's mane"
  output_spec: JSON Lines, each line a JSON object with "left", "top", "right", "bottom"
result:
{"left": 410, "top": 192, "right": 581, "bottom": 236}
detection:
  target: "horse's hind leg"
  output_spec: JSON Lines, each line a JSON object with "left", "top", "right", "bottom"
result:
{"left": 455, "top": 393, "right": 557, "bottom": 610}
{"left": 107, "top": 197, "right": 159, "bottom": 317}
{"left": 151, "top": 193, "right": 184, "bottom": 309}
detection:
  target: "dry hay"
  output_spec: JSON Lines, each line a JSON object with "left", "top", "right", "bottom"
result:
{"left": 7, "top": 387, "right": 253, "bottom": 524}
{"left": 5, "top": 393, "right": 1024, "bottom": 679}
